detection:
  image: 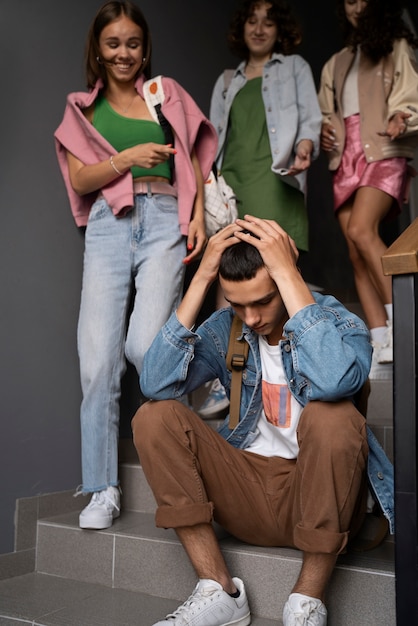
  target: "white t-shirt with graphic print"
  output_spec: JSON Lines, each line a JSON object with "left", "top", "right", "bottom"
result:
{"left": 245, "top": 335, "right": 302, "bottom": 459}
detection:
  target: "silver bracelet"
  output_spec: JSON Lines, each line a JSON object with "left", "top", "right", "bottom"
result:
{"left": 110, "top": 155, "right": 123, "bottom": 176}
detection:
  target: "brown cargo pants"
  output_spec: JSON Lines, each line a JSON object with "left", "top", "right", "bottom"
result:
{"left": 132, "top": 398, "right": 368, "bottom": 555}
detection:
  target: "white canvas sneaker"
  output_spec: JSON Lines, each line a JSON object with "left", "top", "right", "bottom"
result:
{"left": 369, "top": 342, "right": 392, "bottom": 380}
{"left": 283, "top": 593, "right": 327, "bottom": 626}
{"left": 376, "top": 320, "right": 393, "bottom": 364}
{"left": 152, "top": 577, "right": 251, "bottom": 626}
{"left": 79, "top": 485, "right": 120, "bottom": 529}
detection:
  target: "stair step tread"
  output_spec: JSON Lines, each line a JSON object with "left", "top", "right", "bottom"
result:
{"left": 38, "top": 510, "right": 394, "bottom": 575}
{"left": 0, "top": 572, "right": 275, "bottom": 625}
{"left": 31, "top": 514, "right": 395, "bottom": 624}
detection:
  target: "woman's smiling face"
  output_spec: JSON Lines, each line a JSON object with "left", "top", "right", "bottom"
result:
{"left": 344, "top": 0, "right": 369, "bottom": 29}
{"left": 98, "top": 14, "right": 144, "bottom": 83}
{"left": 244, "top": 2, "right": 278, "bottom": 60}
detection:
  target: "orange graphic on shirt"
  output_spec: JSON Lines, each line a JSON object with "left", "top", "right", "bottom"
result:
{"left": 262, "top": 381, "right": 292, "bottom": 428}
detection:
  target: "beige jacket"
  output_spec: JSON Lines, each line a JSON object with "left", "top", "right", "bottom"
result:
{"left": 318, "top": 38, "right": 418, "bottom": 171}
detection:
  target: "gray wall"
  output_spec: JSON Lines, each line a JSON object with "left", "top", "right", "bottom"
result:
{"left": 1, "top": 0, "right": 412, "bottom": 555}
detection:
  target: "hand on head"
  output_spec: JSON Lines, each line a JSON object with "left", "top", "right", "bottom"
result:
{"left": 196, "top": 221, "right": 245, "bottom": 283}
{"left": 197, "top": 215, "right": 299, "bottom": 288}
{"left": 233, "top": 215, "right": 299, "bottom": 279}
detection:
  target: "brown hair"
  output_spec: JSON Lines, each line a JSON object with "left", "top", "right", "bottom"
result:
{"left": 84, "top": 1, "right": 152, "bottom": 89}
{"left": 227, "top": 0, "right": 302, "bottom": 60}
{"left": 336, "top": 0, "right": 418, "bottom": 62}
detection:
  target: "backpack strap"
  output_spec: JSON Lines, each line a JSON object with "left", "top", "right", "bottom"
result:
{"left": 143, "top": 75, "right": 165, "bottom": 121}
{"left": 226, "top": 315, "right": 249, "bottom": 430}
{"left": 142, "top": 75, "right": 174, "bottom": 180}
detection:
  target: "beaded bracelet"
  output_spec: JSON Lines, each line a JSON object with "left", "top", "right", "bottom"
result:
{"left": 110, "top": 155, "right": 123, "bottom": 176}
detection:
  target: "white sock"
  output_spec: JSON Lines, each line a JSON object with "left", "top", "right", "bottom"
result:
{"left": 384, "top": 304, "right": 393, "bottom": 322}
{"left": 370, "top": 326, "right": 387, "bottom": 345}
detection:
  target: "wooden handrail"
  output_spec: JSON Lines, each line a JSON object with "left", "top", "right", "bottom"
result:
{"left": 382, "top": 216, "right": 418, "bottom": 276}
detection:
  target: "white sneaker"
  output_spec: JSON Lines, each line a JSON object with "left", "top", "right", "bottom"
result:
{"left": 79, "top": 485, "right": 120, "bottom": 529}
{"left": 198, "top": 379, "right": 230, "bottom": 418}
{"left": 376, "top": 320, "right": 393, "bottom": 364}
{"left": 369, "top": 343, "right": 392, "bottom": 380}
{"left": 153, "top": 577, "right": 251, "bottom": 626}
{"left": 283, "top": 593, "right": 327, "bottom": 626}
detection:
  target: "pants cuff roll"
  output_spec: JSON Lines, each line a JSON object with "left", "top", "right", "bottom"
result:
{"left": 294, "top": 523, "right": 349, "bottom": 555}
{"left": 155, "top": 502, "right": 214, "bottom": 529}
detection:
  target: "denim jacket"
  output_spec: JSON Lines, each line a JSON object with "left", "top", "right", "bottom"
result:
{"left": 209, "top": 53, "right": 322, "bottom": 196}
{"left": 141, "top": 292, "right": 394, "bottom": 533}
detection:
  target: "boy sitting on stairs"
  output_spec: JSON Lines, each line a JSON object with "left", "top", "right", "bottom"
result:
{"left": 132, "top": 215, "right": 390, "bottom": 626}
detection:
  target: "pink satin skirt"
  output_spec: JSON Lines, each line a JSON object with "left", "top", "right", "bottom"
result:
{"left": 333, "top": 114, "right": 407, "bottom": 217}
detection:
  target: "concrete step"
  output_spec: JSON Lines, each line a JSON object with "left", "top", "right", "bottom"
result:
{"left": 0, "top": 377, "right": 394, "bottom": 625}
{"left": 32, "top": 505, "right": 394, "bottom": 625}
{"left": 0, "top": 572, "right": 275, "bottom": 625}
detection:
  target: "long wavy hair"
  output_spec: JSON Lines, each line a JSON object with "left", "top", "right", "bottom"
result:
{"left": 227, "top": 0, "right": 302, "bottom": 60}
{"left": 84, "top": 1, "right": 152, "bottom": 90}
{"left": 336, "top": 0, "right": 418, "bottom": 62}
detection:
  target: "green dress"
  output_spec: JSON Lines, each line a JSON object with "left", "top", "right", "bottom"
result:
{"left": 221, "top": 77, "right": 308, "bottom": 251}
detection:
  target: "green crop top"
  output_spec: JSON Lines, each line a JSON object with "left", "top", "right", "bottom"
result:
{"left": 93, "top": 93, "right": 171, "bottom": 180}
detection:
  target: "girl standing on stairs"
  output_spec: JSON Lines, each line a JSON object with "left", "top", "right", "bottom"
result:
{"left": 318, "top": 0, "right": 418, "bottom": 379}
{"left": 199, "top": 0, "right": 322, "bottom": 417}
{"left": 54, "top": 1, "right": 217, "bottom": 529}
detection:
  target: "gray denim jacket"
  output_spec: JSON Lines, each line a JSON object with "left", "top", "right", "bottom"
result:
{"left": 209, "top": 53, "right": 322, "bottom": 196}
{"left": 141, "top": 292, "right": 394, "bottom": 533}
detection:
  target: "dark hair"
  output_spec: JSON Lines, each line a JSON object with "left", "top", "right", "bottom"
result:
{"left": 84, "top": 1, "right": 152, "bottom": 89}
{"left": 336, "top": 0, "right": 418, "bottom": 62}
{"left": 227, "top": 0, "right": 302, "bottom": 59}
{"left": 219, "top": 240, "right": 264, "bottom": 281}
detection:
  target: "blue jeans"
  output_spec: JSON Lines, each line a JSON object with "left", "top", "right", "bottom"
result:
{"left": 78, "top": 193, "right": 186, "bottom": 492}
